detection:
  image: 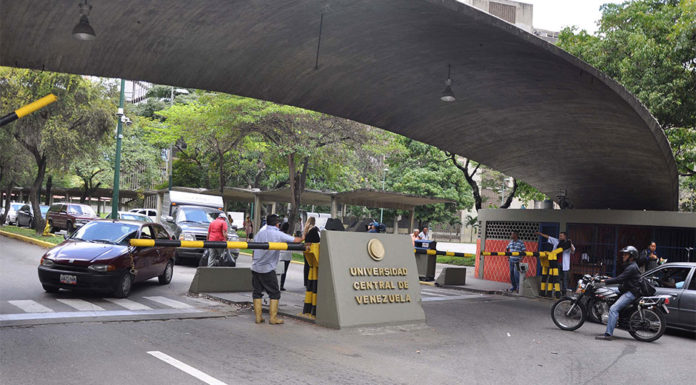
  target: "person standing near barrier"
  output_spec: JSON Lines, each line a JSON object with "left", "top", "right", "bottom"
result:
{"left": 418, "top": 227, "right": 432, "bottom": 240}
{"left": 303, "top": 217, "right": 320, "bottom": 288}
{"left": 278, "top": 221, "right": 292, "bottom": 291}
{"left": 244, "top": 216, "right": 253, "bottom": 241}
{"left": 251, "top": 214, "right": 303, "bottom": 324}
{"left": 411, "top": 229, "right": 420, "bottom": 246}
{"left": 205, "top": 213, "right": 228, "bottom": 266}
{"left": 506, "top": 231, "right": 526, "bottom": 293}
{"left": 640, "top": 242, "right": 661, "bottom": 272}
{"left": 536, "top": 231, "right": 575, "bottom": 294}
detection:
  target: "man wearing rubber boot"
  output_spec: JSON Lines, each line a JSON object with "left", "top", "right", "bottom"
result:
{"left": 251, "top": 214, "right": 303, "bottom": 324}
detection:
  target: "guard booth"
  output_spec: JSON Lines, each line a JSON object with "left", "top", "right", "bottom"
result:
{"left": 476, "top": 209, "right": 696, "bottom": 284}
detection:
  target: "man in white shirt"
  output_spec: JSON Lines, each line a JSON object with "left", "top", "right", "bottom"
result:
{"left": 418, "top": 227, "right": 431, "bottom": 240}
{"left": 251, "top": 214, "right": 303, "bottom": 325}
{"left": 537, "top": 231, "right": 575, "bottom": 294}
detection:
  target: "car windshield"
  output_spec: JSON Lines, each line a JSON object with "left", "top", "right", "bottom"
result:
{"left": 120, "top": 213, "right": 152, "bottom": 222}
{"left": 11, "top": 203, "right": 22, "bottom": 210}
{"left": 177, "top": 207, "right": 220, "bottom": 224}
{"left": 40, "top": 206, "right": 49, "bottom": 215}
{"left": 69, "top": 205, "right": 96, "bottom": 217}
{"left": 71, "top": 222, "right": 140, "bottom": 245}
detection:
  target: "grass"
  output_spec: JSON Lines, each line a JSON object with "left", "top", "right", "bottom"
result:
{"left": 436, "top": 256, "right": 475, "bottom": 266}
{"left": 0, "top": 225, "right": 64, "bottom": 245}
{"left": 239, "top": 248, "right": 305, "bottom": 262}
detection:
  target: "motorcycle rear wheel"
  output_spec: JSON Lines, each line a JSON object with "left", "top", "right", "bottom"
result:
{"left": 551, "top": 298, "right": 586, "bottom": 331}
{"left": 628, "top": 308, "right": 666, "bottom": 342}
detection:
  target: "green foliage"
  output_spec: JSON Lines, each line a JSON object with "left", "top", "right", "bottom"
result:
{"left": 556, "top": 0, "right": 696, "bottom": 193}
{"left": 386, "top": 137, "right": 474, "bottom": 226}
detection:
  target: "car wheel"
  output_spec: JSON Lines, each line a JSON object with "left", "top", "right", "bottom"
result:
{"left": 66, "top": 221, "right": 74, "bottom": 234}
{"left": 113, "top": 272, "right": 133, "bottom": 298}
{"left": 158, "top": 261, "right": 174, "bottom": 285}
{"left": 42, "top": 284, "right": 59, "bottom": 293}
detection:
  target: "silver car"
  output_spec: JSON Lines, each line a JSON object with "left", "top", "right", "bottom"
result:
{"left": 642, "top": 262, "right": 696, "bottom": 332}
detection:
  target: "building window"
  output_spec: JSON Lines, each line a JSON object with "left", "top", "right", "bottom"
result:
{"left": 485, "top": 221, "right": 539, "bottom": 241}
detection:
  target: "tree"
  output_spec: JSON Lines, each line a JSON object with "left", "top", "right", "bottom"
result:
{"left": 0, "top": 67, "right": 113, "bottom": 232}
{"left": 557, "top": 0, "right": 696, "bottom": 208}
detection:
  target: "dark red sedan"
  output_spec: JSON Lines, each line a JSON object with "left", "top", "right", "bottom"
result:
{"left": 38, "top": 220, "right": 176, "bottom": 298}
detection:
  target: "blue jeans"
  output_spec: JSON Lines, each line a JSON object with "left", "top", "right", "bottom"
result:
{"left": 509, "top": 257, "right": 521, "bottom": 290}
{"left": 605, "top": 291, "right": 636, "bottom": 336}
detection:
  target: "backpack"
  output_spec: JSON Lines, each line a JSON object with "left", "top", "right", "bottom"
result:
{"left": 638, "top": 277, "right": 656, "bottom": 297}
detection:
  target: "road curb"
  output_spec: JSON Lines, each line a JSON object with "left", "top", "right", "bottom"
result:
{"left": 199, "top": 292, "right": 316, "bottom": 324}
{"left": 0, "top": 229, "right": 55, "bottom": 248}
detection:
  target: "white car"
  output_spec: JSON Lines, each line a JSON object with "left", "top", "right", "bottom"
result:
{"left": 129, "top": 208, "right": 158, "bottom": 220}
{"left": 4, "top": 203, "right": 24, "bottom": 225}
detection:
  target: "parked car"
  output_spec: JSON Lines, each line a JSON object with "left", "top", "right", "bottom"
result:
{"left": 3, "top": 202, "right": 24, "bottom": 225}
{"left": 129, "top": 208, "right": 158, "bottom": 220}
{"left": 16, "top": 204, "right": 50, "bottom": 228}
{"left": 641, "top": 262, "right": 696, "bottom": 332}
{"left": 106, "top": 211, "right": 154, "bottom": 223}
{"left": 37, "top": 220, "right": 175, "bottom": 297}
{"left": 162, "top": 205, "right": 239, "bottom": 265}
{"left": 46, "top": 203, "right": 98, "bottom": 233}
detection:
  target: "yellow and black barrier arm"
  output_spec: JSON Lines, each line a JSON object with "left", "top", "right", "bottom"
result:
{"left": 414, "top": 247, "right": 476, "bottom": 258}
{"left": 0, "top": 94, "right": 58, "bottom": 127}
{"left": 129, "top": 239, "right": 307, "bottom": 251}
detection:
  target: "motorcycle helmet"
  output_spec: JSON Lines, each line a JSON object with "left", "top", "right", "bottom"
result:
{"left": 619, "top": 245, "right": 639, "bottom": 260}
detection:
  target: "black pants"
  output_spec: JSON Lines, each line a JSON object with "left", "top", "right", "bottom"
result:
{"left": 252, "top": 271, "right": 280, "bottom": 300}
{"left": 280, "top": 260, "right": 290, "bottom": 289}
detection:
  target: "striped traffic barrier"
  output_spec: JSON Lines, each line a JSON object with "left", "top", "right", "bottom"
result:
{"left": 0, "top": 94, "right": 57, "bottom": 127}
{"left": 302, "top": 243, "right": 320, "bottom": 318}
{"left": 129, "top": 239, "right": 307, "bottom": 250}
{"left": 415, "top": 248, "right": 475, "bottom": 258}
{"left": 481, "top": 251, "right": 552, "bottom": 257}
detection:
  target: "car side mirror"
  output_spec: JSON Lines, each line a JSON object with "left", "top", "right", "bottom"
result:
{"left": 63, "top": 232, "right": 69, "bottom": 240}
{"left": 163, "top": 216, "right": 174, "bottom": 223}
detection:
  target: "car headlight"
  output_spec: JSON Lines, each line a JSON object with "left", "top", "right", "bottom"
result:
{"left": 40, "top": 257, "right": 55, "bottom": 267}
{"left": 88, "top": 264, "right": 116, "bottom": 272}
{"left": 180, "top": 232, "right": 195, "bottom": 241}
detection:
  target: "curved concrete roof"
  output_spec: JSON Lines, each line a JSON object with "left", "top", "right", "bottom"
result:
{"left": 0, "top": 0, "right": 678, "bottom": 210}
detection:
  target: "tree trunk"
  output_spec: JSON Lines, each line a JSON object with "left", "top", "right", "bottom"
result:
{"left": 499, "top": 179, "right": 518, "bottom": 209}
{"left": 0, "top": 185, "right": 13, "bottom": 225}
{"left": 286, "top": 154, "right": 309, "bottom": 236}
{"left": 448, "top": 155, "right": 483, "bottom": 211}
{"left": 44, "top": 175, "right": 52, "bottom": 205}
{"left": 218, "top": 150, "right": 225, "bottom": 195}
{"left": 30, "top": 155, "right": 47, "bottom": 233}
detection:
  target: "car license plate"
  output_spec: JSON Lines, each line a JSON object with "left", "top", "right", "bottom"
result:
{"left": 60, "top": 274, "right": 77, "bottom": 285}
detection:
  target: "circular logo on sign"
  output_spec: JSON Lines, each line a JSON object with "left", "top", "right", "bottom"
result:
{"left": 367, "top": 239, "right": 385, "bottom": 261}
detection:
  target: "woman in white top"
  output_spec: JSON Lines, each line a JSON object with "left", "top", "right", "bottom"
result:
{"left": 278, "top": 222, "right": 293, "bottom": 291}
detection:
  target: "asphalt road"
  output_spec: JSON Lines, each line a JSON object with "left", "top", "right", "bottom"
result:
{"left": 1, "top": 235, "right": 693, "bottom": 385}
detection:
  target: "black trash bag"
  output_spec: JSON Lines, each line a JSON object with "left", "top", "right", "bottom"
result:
{"left": 218, "top": 250, "right": 237, "bottom": 267}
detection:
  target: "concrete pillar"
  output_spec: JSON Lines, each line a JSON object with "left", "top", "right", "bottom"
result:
{"left": 408, "top": 208, "right": 415, "bottom": 233}
{"left": 478, "top": 220, "right": 487, "bottom": 279}
{"left": 156, "top": 192, "right": 163, "bottom": 223}
{"left": 393, "top": 215, "right": 399, "bottom": 234}
{"left": 271, "top": 202, "right": 277, "bottom": 215}
{"left": 96, "top": 197, "right": 101, "bottom": 215}
{"left": 253, "top": 194, "right": 262, "bottom": 236}
{"left": 341, "top": 204, "right": 347, "bottom": 219}
{"left": 330, "top": 196, "right": 338, "bottom": 218}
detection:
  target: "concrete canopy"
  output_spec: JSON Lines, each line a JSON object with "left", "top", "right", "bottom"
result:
{"left": 0, "top": 0, "right": 678, "bottom": 210}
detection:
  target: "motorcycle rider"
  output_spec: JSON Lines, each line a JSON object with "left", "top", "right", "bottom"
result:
{"left": 595, "top": 246, "right": 642, "bottom": 340}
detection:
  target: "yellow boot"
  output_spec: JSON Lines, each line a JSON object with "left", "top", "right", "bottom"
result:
{"left": 253, "top": 298, "right": 264, "bottom": 324}
{"left": 269, "top": 299, "right": 284, "bottom": 325}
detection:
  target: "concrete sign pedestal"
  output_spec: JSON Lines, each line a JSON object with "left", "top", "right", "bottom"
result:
{"left": 316, "top": 231, "right": 425, "bottom": 329}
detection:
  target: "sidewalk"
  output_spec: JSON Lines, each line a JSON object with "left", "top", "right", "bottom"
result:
{"left": 428, "top": 262, "right": 513, "bottom": 294}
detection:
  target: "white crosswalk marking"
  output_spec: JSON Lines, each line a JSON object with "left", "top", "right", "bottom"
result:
{"left": 421, "top": 290, "right": 448, "bottom": 297}
{"left": 8, "top": 300, "right": 54, "bottom": 313}
{"left": 144, "top": 296, "right": 193, "bottom": 309}
{"left": 105, "top": 298, "right": 153, "bottom": 311}
{"left": 56, "top": 299, "right": 105, "bottom": 311}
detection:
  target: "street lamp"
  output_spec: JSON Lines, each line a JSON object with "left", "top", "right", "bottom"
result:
{"left": 440, "top": 64, "right": 455, "bottom": 102}
{"left": 380, "top": 167, "right": 388, "bottom": 223}
{"left": 111, "top": 79, "right": 126, "bottom": 219}
{"left": 72, "top": 1, "right": 96, "bottom": 41}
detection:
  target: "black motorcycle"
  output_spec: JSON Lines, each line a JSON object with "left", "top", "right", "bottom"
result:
{"left": 551, "top": 274, "right": 672, "bottom": 342}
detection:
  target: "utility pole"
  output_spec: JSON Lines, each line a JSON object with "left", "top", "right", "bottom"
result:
{"left": 111, "top": 79, "right": 126, "bottom": 219}
{"left": 168, "top": 86, "right": 174, "bottom": 191}
{"left": 380, "top": 167, "right": 388, "bottom": 223}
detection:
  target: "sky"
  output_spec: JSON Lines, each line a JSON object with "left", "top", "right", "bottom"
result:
{"left": 522, "top": 0, "right": 623, "bottom": 33}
